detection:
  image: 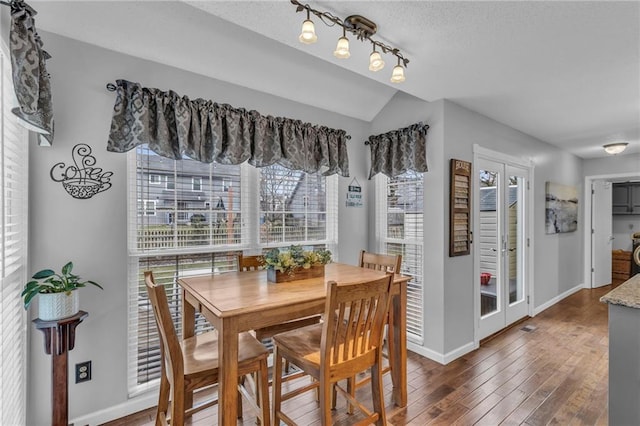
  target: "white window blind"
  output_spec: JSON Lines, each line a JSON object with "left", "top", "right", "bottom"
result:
{"left": 0, "top": 47, "right": 28, "bottom": 425}
{"left": 376, "top": 171, "right": 424, "bottom": 342}
{"left": 127, "top": 148, "right": 337, "bottom": 395}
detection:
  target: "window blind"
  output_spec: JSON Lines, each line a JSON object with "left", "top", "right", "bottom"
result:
{"left": 0, "top": 46, "right": 28, "bottom": 425}
{"left": 376, "top": 171, "right": 424, "bottom": 342}
{"left": 127, "top": 148, "right": 337, "bottom": 395}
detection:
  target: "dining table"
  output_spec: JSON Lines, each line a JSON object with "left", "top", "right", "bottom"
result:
{"left": 178, "top": 262, "right": 411, "bottom": 426}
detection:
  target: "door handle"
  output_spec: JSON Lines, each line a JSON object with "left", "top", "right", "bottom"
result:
{"left": 508, "top": 248, "right": 516, "bottom": 252}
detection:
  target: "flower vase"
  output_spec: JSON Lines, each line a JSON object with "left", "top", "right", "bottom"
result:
{"left": 267, "top": 264, "right": 325, "bottom": 283}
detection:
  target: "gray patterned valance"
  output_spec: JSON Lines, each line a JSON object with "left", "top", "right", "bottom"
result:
{"left": 9, "top": 0, "right": 54, "bottom": 146}
{"left": 367, "top": 122, "right": 429, "bottom": 179}
{"left": 107, "top": 80, "right": 350, "bottom": 177}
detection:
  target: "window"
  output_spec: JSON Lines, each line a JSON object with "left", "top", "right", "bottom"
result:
{"left": 149, "top": 174, "right": 160, "bottom": 184}
{"left": 165, "top": 175, "right": 175, "bottom": 190}
{"left": 137, "top": 200, "right": 156, "bottom": 216}
{"left": 376, "top": 171, "right": 424, "bottom": 342}
{"left": 127, "top": 147, "right": 337, "bottom": 395}
{"left": 192, "top": 177, "right": 201, "bottom": 191}
{"left": 0, "top": 46, "right": 28, "bottom": 425}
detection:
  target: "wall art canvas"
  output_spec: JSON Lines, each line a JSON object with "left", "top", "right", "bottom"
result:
{"left": 545, "top": 182, "right": 578, "bottom": 234}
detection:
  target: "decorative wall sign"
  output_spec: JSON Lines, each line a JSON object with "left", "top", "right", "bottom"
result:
{"left": 450, "top": 159, "right": 472, "bottom": 256}
{"left": 545, "top": 182, "right": 578, "bottom": 234}
{"left": 346, "top": 178, "right": 363, "bottom": 208}
{"left": 50, "top": 144, "right": 113, "bottom": 199}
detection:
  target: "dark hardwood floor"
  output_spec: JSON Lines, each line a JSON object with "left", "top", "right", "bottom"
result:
{"left": 104, "top": 286, "right": 611, "bottom": 425}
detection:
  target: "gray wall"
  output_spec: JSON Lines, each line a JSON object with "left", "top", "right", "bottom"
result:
{"left": 442, "top": 101, "right": 584, "bottom": 351}
{"left": 27, "top": 32, "right": 370, "bottom": 425}
{"left": 367, "top": 96, "right": 584, "bottom": 358}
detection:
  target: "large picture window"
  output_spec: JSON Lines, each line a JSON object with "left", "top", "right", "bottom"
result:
{"left": 0, "top": 46, "right": 28, "bottom": 425}
{"left": 376, "top": 171, "right": 424, "bottom": 342}
{"left": 127, "top": 146, "right": 337, "bottom": 394}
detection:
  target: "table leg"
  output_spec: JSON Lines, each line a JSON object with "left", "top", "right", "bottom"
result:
{"left": 51, "top": 344, "right": 68, "bottom": 426}
{"left": 390, "top": 284, "right": 408, "bottom": 407}
{"left": 218, "top": 318, "right": 239, "bottom": 426}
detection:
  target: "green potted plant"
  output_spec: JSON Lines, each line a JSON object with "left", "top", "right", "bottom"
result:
{"left": 22, "top": 261, "right": 103, "bottom": 320}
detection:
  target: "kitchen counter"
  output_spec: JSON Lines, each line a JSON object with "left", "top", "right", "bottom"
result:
{"left": 600, "top": 272, "right": 640, "bottom": 308}
{"left": 600, "top": 273, "right": 640, "bottom": 426}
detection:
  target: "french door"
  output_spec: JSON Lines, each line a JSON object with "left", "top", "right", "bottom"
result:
{"left": 476, "top": 157, "right": 530, "bottom": 340}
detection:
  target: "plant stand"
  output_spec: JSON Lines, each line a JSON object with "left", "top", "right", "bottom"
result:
{"left": 33, "top": 311, "right": 88, "bottom": 426}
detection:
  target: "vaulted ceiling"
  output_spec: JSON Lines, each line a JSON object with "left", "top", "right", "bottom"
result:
{"left": 30, "top": 1, "right": 640, "bottom": 158}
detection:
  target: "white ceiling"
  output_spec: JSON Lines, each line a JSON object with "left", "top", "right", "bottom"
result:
{"left": 29, "top": 1, "right": 640, "bottom": 159}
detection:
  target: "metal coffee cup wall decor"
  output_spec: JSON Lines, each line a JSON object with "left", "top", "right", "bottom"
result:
{"left": 50, "top": 144, "right": 113, "bottom": 199}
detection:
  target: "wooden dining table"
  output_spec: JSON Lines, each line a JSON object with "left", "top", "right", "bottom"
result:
{"left": 178, "top": 262, "right": 410, "bottom": 426}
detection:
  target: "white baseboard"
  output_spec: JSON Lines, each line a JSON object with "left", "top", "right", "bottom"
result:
{"left": 443, "top": 341, "right": 477, "bottom": 364}
{"left": 408, "top": 340, "right": 477, "bottom": 365}
{"left": 70, "top": 393, "right": 157, "bottom": 426}
{"left": 533, "top": 282, "right": 585, "bottom": 316}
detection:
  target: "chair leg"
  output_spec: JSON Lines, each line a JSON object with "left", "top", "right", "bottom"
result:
{"left": 371, "top": 360, "right": 386, "bottom": 426}
{"left": 156, "top": 367, "right": 170, "bottom": 425}
{"left": 258, "top": 358, "right": 271, "bottom": 426}
{"left": 319, "top": 376, "right": 333, "bottom": 425}
{"left": 346, "top": 376, "right": 356, "bottom": 414}
{"left": 272, "top": 346, "right": 284, "bottom": 426}
{"left": 170, "top": 379, "right": 185, "bottom": 426}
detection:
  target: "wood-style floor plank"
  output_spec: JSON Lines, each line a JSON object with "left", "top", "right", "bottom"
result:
{"left": 103, "top": 286, "right": 611, "bottom": 425}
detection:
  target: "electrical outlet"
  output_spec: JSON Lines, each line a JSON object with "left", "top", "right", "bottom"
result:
{"left": 75, "top": 361, "right": 91, "bottom": 383}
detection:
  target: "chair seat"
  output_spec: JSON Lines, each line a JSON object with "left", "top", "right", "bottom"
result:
{"left": 272, "top": 323, "right": 323, "bottom": 367}
{"left": 181, "top": 330, "right": 269, "bottom": 377}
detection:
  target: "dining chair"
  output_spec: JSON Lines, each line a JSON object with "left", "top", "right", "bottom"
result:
{"left": 237, "top": 254, "right": 321, "bottom": 348}
{"left": 342, "top": 250, "right": 403, "bottom": 413}
{"left": 271, "top": 274, "right": 394, "bottom": 426}
{"left": 144, "top": 271, "right": 271, "bottom": 426}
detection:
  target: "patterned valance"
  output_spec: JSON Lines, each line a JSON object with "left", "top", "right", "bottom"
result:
{"left": 9, "top": 0, "right": 54, "bottom": 145}
{"left": 107, "top": 80, "right": 350, "bottom": 177}
{"left": 366, "top": 122, "right": 429, "bottom": 179}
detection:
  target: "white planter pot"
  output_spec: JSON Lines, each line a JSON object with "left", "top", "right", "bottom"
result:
{"left": 38, "top": 291, "right": 79, "bottom": 321}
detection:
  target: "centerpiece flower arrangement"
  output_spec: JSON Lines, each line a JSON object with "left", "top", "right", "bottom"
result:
{"left": 263, "top": 245, "right": 332, "bottom": 283}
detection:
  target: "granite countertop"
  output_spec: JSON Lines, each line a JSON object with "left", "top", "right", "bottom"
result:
{"left": 601, "top": 273, "right": 640, "bottom": 308}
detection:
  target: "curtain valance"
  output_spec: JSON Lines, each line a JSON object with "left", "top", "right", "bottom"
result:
{"left": 366, "top": 122, "right": 429, "bottom": 179}
{"left": 9, "top": 0, "right": 54, "bottom": 145}
{"left": 107, "top": 80, "right": 350, "bottom": 177}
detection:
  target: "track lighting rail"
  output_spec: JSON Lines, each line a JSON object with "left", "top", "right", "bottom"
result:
{"left": 291, "top": 0, "right": 409, "bottom": 79}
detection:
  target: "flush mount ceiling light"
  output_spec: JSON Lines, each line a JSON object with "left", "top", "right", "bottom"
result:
{"left": 292, "top": 0, "right": 409, "bottom": 83}
{"left": 603, "top": 142, "right": 628, "bottom": 155}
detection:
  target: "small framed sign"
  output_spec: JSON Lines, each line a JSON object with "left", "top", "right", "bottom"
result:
{"left": 346, "top": 178, "right": 363, "bottom": 208}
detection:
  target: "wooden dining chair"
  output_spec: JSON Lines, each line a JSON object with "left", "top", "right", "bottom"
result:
{"left": 144, "top": 271, "right": 271, "bottom": 426}
{"left": 272, "top": 274, "right": 394, "bottom": 426}
{"left": 237, "top": 254, "right": 321, "bottom": 347}
{"left": 341, "top": 250, "right": 403, "bottom": 412}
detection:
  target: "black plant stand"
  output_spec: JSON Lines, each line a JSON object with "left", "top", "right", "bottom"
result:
{"left": 33, "top": 311, "right": 88, "bottom": 426}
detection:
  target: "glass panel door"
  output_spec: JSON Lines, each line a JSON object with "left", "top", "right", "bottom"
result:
{"left": 477, "top": 159, "right": 529, "bottom": 339}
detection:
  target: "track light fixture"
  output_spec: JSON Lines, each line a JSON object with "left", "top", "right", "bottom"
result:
{"left": 298, "top": 6, "right": 317, "bottom": 44}
{"left": 292, "top": 0, "right": 409, "bottom": 83}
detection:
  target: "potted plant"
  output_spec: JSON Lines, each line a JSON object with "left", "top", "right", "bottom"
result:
{"left": 22, "top": 261, "right": 103, "bottom": 320}
{"left": 263, "top": 245, "right": 332, "bottom": 283}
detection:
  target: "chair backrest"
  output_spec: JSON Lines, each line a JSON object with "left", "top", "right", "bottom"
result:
{"left": 359, "top": 250, "right": 402, "bottom": 274}
{"left": 321, "top": 274, "right": 393, "bottom": 367}
{"left": 144, "top": 271, "right": 184, "bottom": 379}
{"left": 237, "top": 254, "right": 264, "bottom": 272}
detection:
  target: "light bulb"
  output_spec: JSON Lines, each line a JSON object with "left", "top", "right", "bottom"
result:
{"left": 333, "top": 36, "right": 350, "bottom": 59}
{"left": 369, "top": 51, "right": 385, "bottom": 71}
{"left": 299, "top": 19, "right": 317, "bottom": 44}
{"left": 390, "top": 64, "right": 405, "bottom": 83}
